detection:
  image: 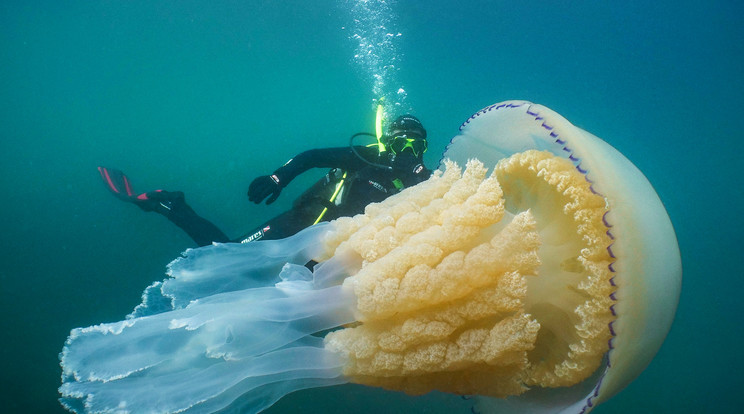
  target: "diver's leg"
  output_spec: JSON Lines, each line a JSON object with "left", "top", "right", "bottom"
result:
{"left": 145, "top": 191, "right": 230, "bottom": 247}
{"left": 235, "top": 208, "right": 321, "bottom": 270}
{"left": 233, "top": 208, "right": 311, "bottom": 243}
{"left": 98, "top": 167, "right": 229, "bottom": 246}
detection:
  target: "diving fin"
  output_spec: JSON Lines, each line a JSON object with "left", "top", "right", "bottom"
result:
{"left": 98, "top": 166, "right": 137, "bottom": 202}
{"left": 97, "top": 166, "right": 180, "bottom": 212}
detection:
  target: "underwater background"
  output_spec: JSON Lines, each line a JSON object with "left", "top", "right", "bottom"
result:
{"left": 1, "top": 0, "right": 741, "bottom": 413}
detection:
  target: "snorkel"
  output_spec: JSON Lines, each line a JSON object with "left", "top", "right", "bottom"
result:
{"left": 375, "top": 102, "right": 386, "bottom": 153}
{"left": 349, "top": 101, "right": 394, "bottom": 170}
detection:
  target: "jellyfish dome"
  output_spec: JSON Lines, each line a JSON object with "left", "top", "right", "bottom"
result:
{"left": 60, "top": 101, "right": 681, "bottom": 414}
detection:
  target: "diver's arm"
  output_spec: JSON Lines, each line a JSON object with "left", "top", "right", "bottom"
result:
{"left": 247, "top": 146, "right": 377, "bottom": 205}
{"left": 271, "top": 146, "right": 376, "bottom": 185}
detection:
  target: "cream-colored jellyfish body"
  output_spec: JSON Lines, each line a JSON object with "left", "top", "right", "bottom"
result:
{"left": 59, "top": 101, "right": 680, "bottom": 414}
{"left": 321, "top": 152, "right": 614, "bottom": 399}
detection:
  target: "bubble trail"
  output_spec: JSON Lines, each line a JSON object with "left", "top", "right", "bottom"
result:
{"left": 344, "top": 0, "right": 410, "bottom": 115}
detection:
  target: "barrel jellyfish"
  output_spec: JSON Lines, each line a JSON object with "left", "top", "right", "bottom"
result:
{"left": 60, "top": 101, "right": 681, "bottom": 414}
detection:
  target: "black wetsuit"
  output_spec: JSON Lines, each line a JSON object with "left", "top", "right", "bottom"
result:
{"left": 235, "top": 145, "right": 431, "bottom": 243}
{"left": 166, "top": 145, "right": 430, "bottom": 246}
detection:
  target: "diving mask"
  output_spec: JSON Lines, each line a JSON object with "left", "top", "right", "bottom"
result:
{"left": 388, "top": 135, "right": 428, "bottom": 157}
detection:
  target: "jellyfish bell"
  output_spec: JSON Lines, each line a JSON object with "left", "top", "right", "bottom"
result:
{"left": 442, "top": 101, "right": 682, "bottom": 412}
{"left": 59, "top": 101, "right": 681, "bottom": 414}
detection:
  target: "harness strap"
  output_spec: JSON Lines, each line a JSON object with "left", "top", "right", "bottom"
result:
{"left": 313, "top": 171, "right": 348, "bottom": 225}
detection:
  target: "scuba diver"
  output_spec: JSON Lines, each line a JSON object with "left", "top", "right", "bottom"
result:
{"left": 98, "top": 114, "right": 431, "bottom": 247}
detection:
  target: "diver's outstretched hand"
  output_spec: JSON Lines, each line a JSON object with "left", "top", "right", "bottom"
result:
{"left": 248, "top": 175, "right": 282, "bottom": 205}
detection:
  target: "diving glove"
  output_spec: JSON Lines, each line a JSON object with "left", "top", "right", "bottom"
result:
{"left": 248, "top": 174, "right": 283, "bottom": 205}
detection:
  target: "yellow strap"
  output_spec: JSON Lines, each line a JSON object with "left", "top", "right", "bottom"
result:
{"left": 313, "top": 171, "right": 348, "bottom": 225}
